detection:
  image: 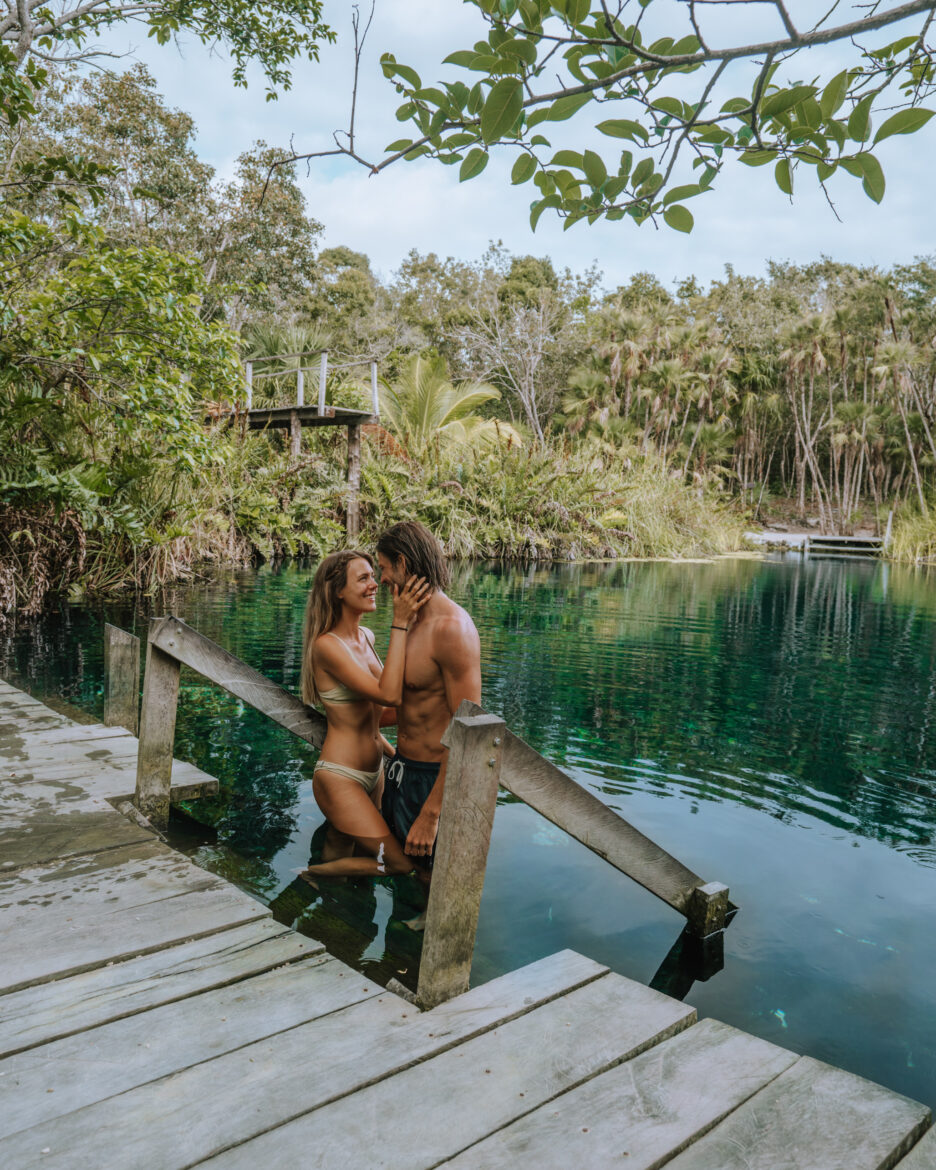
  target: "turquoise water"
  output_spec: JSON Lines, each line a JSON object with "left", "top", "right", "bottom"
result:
{"left": 3, "top": 555, "right": 936, "bottom": 1108}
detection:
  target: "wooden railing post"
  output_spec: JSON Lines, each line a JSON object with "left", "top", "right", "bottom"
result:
{"left": 135, "top": 617, "right": 181, "bottom": 831}
{"left": 346, "top": 423, "right": 361, "bottom": 540}
{"left": 417, "top": 713, "right": 505, "bottom": 1010}
{"left": 103, "top": 623, "right": 140, "bottom": 735}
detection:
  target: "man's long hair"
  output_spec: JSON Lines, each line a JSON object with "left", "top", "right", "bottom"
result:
{"left": 376, "top": 521, "right": 449, "bottom": 591}
{"left": 300, "top": 549, "right": 374, "bottom": 706}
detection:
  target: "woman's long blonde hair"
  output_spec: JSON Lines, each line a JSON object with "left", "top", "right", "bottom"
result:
{"left": 300, "top": 549, "right": 375, "bottom": 706}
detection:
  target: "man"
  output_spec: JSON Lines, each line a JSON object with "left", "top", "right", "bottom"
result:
{"left": 376, "top": 520, "right": 481, "bottom": 864}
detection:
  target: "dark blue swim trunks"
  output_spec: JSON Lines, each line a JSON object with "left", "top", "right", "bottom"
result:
{"left": 382, "top": 751, "right": 441, "bottom": 860}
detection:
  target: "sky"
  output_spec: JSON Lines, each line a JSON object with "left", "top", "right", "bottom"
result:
{"left": 95, "top": 0, "right": 935, "bottom": 293}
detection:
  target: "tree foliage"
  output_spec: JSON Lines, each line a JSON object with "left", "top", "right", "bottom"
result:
{"left": 275, "top": 0, "right": 936, "bottom": 232}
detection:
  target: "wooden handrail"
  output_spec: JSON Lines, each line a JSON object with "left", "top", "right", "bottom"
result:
{"left": 132, "top": 616, "right": 731, "bottom": 1008}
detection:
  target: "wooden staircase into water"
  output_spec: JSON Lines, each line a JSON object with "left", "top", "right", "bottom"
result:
{"left": 1, "top": 677, "right": 932, "bottom": 1167}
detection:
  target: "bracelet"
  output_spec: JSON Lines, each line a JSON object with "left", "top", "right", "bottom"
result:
{"left": 390, "top": 624, "right": 409, "bottom": 632}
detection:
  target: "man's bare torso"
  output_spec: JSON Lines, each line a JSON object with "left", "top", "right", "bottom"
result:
{"left": 396, "top": 593, "right": 480, "bottom": 762}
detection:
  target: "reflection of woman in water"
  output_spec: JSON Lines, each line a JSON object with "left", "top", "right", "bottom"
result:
{"left": 298, "top": 549, "right": 427, "bottom": 882}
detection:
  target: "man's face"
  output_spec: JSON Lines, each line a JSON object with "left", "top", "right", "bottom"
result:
{"left": 377, "top": 552, "right": 406, "bottom": 591}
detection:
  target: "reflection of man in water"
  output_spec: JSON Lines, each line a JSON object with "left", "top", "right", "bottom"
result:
{"left": 376, "top": 522, "right": 482, "bottom": 866}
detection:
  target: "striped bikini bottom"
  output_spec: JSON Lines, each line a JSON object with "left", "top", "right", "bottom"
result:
{"left": 313, "top": 757, "right": 382, "bottom": 796}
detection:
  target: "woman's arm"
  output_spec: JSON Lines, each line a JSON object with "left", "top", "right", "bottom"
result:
{"left": 315, "top": 577, "right": 427, "bottom": 706}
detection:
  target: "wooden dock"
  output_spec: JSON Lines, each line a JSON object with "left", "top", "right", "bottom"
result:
{"left": 1, "top": 677, "right": 933, "bottom": 1169}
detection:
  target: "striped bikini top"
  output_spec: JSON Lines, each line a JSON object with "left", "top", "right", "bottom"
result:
{"left": 318, "top": 632, "right": 382, "bottom": 706}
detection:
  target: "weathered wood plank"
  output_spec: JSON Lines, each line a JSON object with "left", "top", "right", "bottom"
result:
{"left": 0, "top": 842, "right": 269, "bottom": 993}
{"left": 439, "top": 1018, "right": 798, "bottom": 1169}
{"left": 3, "top": 753, "right": 218, "bottom": 803}
{"left": 1, "top": 950, "right": 609, "bottom": 1170}
{"left": 0, "top": 724, "right": 138, "bottom": 760}
{"left": 894, "top": 1126, "right": 936, "bottom": 1168}
{"left": 148, "top": 615, "right": 326, "bottom": 747}
{"left": 661, "top": 1056, "right": 931, "bottom": 1170}
{"left": 419, "top": 713, "right": 505, "bottom": 1009}
{"left": 0, "top": 919, "right": 320, "bottom": 1058}
{"left": 103, "top": 623, "right": 140, "bottom": 735}
{"left": 456, "top": 700, "right": 707, "bottom": 915}
{"left": 0, "top": 955, "right": 379, "bottom": 1139}
{"left": 0, "top": 782, "right": 153, "bottom": 869}
{"left": 198, "top": 971, "right": 696, "bottom": 1170}
{"left": 135, "top": 625, "right": 182, "bottom": 829}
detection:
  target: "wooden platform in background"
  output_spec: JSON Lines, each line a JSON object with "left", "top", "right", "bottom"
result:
{"left": 0, "top": 678, "right": 932, "bottom": 1169}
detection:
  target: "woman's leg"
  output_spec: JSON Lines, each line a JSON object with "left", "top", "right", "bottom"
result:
{"left": 304, "top": 770, "right": 412, "bottom": 879}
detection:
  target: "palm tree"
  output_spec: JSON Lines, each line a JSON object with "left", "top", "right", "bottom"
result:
{"left": 243, "top": 323, "right": 331, "bottom": 407}
{"left": 379, "top": 354, "right": 522, "bottom": 460}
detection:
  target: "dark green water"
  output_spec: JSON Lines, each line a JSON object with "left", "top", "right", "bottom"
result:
{"left": 3, "top": 555, "right": 936, "bottom": 1109}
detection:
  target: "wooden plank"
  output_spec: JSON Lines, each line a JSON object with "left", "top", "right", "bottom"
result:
{"left": 0, "top": 724, "right": 138, "bottom": 759}
{"left": 0, "top": 783, "right": 153, "bottom": 870}
{"left": 0, "top": 919, "right": 321, "bottom": 1058}
{"left": 1, "top": 950, "right": 609, "bottom": 1170}
{"left": 197, "top": 971, "right": 697, "bottom": 1170}
{"left": 148, "top": 615, "right": 326, "bottom": 747}
{"left": 418, "top": 713, "right": 505, "bottom": 1009}
{"left": 3, "top": 753, "right": 218, "bottom": 803}
{"left": 0, "top": 842, "right": 269, "bottom": 993}
{"left": 661, "top": 1056, "right": 931, "bottom": 1170}
{"left": 103, "top": 623, "right": 140, "bottom": 735}
{"left": 456, "top": 700, "right": 705, "bottom": 914}
{"left": 894, "top": 1127, "right": 936, "bottom": 1168}
{"left": 0, "top": 954, "right": 379, "bottom": 1140}
{"left": 438, "top": 1018, "right": 799, "bottom": 1169}
{"left": 135, "top": 624, "right": 182, "bottom": 830}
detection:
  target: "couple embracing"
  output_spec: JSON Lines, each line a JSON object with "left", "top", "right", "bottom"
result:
{"left": 299, "top": 521, "right": 481, "bottom": 887}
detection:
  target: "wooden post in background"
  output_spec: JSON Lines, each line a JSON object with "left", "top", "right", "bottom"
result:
{"left": 370, "top": 360, "right": 379, "bottom": 416}
{"left": 244, "top": 361, "right": 252, "bottom": 411}
{"left": 103, "top": 624, "right": 140, "bottom": 736}
{"left": 289, "top": 410, "right": 301, "bottom": 460}
{"left": 296, "top": 367, "right": 304, "bottom": 407}
{"left": 135, "top": 618, "right": 181, "bottom": 831}
{"left": 318, "top": 350, "right": 328, "bottom": 414}
{"left": 417, "top": 713, "right": 505, "bottom": 1010}
{"left": 346, "top": 423, "right": 361, "bottom": 541}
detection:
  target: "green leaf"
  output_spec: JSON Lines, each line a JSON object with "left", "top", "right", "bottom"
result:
{"left": 550, "top": 150, "right": 583, "bottom": 168}
{"left": 443, "top": 50, "right": 478, "bottom": 68}
{"left": 739, "top": 149, "right": 777, "bottom": 167}
{"left": 529, "top": 194, "right": 561, "bottom": 230}
{"left": 511, "top": 153, "right": 537, "bottom": 184}
{"left": 480, "top": 77, "right": 523, "bottom": 143}
{"left": 848, "top": 94, "right": 874, "bottom": 143}
{"left": 774, "top": 158, "right": 793, "bottom": 195}
{"left": 819, "top": 70, "right": 848, "bottom": 119}
{"left": 541, "top": 92, "right": 592, "bottom": 122}
{"left": 501, "top": 37, "right": 538, "bottom": 65}
{"left": 459, "top": 148, "right": 489, "bottom": 180}
{"left": 662, "top": 183, "right": 703, "bottom": 207}
{"left": 564, "top": 0, "right": 590, "bottom": 25}
{"left": 384, "top": 138, "right": 413, "bottom": 153}
{"left": 663, "top": 205, "right": 694, "bottom": 233}
{"left": 596, "top": 118, "right": 648, "bottom": 143}
{"left": 760, "top": 85, "right": 817, "bottom": 120}
{"left": 631, "top": 158, "right": 653, "bottom": 187}
{"left": 856, "top": 152, "right": 885, "bottom": 203}
{"left": 873, "top": 107, "right": 935, "bottom": 144}
{"left": 582, "top": 149, "right": 607, "bottom": 187}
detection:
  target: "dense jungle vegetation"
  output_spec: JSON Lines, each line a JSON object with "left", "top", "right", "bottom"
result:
{"left": 5, "top": 61, "right": 936, "bottom": 618}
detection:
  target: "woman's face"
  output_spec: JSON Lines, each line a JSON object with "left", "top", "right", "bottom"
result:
{"left": 337, "top": 557, "right": 378, "bottom": 613}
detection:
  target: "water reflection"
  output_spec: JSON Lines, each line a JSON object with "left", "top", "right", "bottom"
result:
{"left": 2, "top": 555, "right": 936, "bottom": 1105}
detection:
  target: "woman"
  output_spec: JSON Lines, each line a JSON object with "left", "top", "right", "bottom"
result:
{"left": 298, "top": 548, "right": 428, "bottom": 881}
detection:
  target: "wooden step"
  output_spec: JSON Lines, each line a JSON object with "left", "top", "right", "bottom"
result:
{"left": 0, "top": 919, "right": 320, "bottom": 1058}
{"left": 0, "top": 950, "right": 609, "bottom": 1170}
